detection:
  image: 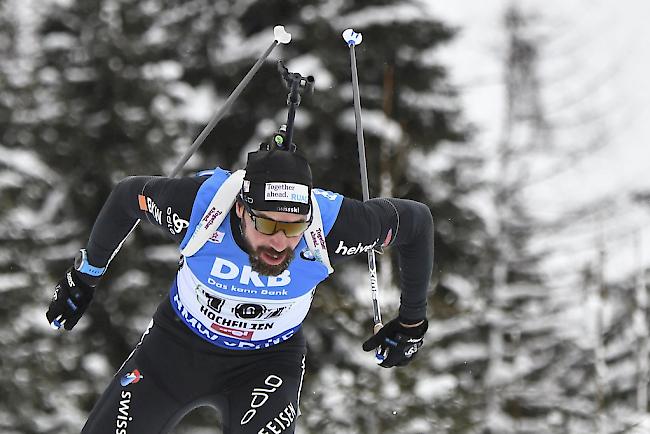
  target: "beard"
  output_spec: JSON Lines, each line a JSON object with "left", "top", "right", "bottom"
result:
{"left": 249, "top": 246, "right": 295, "bottom": 276}
{"left": 241, "top": 217, "right": 295, "bottom": 276}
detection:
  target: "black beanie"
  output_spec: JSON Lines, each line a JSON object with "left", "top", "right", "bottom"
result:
{"left": 242, "top": 149, "right": 312, "bottom": 215}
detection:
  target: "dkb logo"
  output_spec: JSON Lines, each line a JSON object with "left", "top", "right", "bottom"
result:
{"left": 210, "top": 257, "right": 291, "bottom": 287}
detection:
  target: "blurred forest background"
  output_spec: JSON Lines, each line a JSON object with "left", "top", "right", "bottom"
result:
{"left": 1, "top": 0, "right": 650, "bottom": 433}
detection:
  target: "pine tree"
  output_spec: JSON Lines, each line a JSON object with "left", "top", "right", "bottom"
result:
{"left": 27, "top": 0, "right": 209, "bottom": 431}
{"left": 7, "top": 0, "right": 490, "bottom": 432}
{"left": 0, "top": 1, "right": 84, "bottom": 431}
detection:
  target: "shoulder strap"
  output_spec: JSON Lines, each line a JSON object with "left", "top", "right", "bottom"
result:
{"left": 304, "top": 192, "right": 333, "bottom": 274}
{"left": 180, "top": 169, "right": 246, "bottom": 257}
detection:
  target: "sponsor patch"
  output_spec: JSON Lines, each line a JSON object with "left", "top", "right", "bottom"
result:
{"left": 264, "top": 183, "right": 309, "bottom": 204}
{"left": 210, "top": 257, "right": 291, "bottom": 288}
{"left": 138, "top": 195, "right": 162, "bottom": 225}
{"left": 240, "top": 375, "right": 285, "bottom": 426}
{"left": 243, "top": 180, "right": 250, "bottom": 193}
{"left": 137, "top": 195, "right": 147, "bottom": 211}
{"left": 120, "top": 369, "right": 143, "bottom": 387}
{"left": 256, "top": 402, "right": 297, "bottom": 433}
{"left": 334, "top": 240, "right": 378, "bottom": 256}
{"left": 173, "top": 292, "right": 298, "bottom": 350}
{"left": 115, "top": 390, "right": 133, "bottom": 434}
{"left": 166, "top": 207, "right": 189, "bottom": 235}
{"left": 382, "top": 228, "right": 393, "bottom": 247}
{"left": 211, "top": 323, "right": 254, "bottom": 340}
{"left": 300, "top": 248, "right": 316, "bottom": 261}
{"left": 201, "top": 207, "right": 222, "bottom": 230}
{"left": 208, "top": 231, "right": 225, "bottom": 244}
{"left": 310, "top": 228, "right": 326, "bottom": 251}
{"left": 276, "top": 205, "right": 300, "bottom": 213}
{"left": 405, "top": 344, "right": 419, "bottom": 357}
{"left": 235, "top": 303, "right": 267, "bottom": 319}
{"left": 313, "top": 189, "right": 339, "bottom": 201}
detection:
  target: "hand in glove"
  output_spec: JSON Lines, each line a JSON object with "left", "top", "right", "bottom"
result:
{"left": 362, "top": 316, "right": 428, "bottom": 368}
{"left": 46, "top": 268, "right": 95, "bottom": 331}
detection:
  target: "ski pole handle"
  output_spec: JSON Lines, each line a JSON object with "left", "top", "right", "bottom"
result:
{"left": 373, "top": 320, "right": 386, "bottom": 364}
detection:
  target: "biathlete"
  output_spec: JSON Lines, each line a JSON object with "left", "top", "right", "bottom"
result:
{"left": 46, "top": 136, "right": 433, "bottom": 433}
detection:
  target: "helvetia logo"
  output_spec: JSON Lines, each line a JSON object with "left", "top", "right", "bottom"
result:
{"left": 334, "top": 240, "right": 378, "bottom": 256}
{"left": 120, "top": 369, "right": 144, "bottom": 387}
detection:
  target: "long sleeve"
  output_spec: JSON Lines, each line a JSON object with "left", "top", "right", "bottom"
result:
{"left": 81, "top": 175, "right": 205, "bottom": 284}
{"left": 326, "top": 197, "right": 434, "bottom": 321}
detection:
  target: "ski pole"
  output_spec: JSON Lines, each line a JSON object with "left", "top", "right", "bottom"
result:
{"left": 342, "top": 28, "right": 385, "bottom": 363}
{"left": 51, "top": 27, "right": 291, "bottom": 330}
{"left": 100, "top": 27, "right": 289, "bottom": 283}
{"left": 168, "top": 25, "right": 292, "bottom": 177}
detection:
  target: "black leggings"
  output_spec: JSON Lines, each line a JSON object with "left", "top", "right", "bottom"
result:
{"left": 81, "top": 321, "right": 306, "bottom": 433}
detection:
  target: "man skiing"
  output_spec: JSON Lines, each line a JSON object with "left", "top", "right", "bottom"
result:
{"left": 46, "top": 133, "right": 433, "bottom": 433}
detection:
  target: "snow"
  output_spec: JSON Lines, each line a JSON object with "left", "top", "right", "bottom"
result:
{"left": 0, "top": 170, "right": 23, "bottom": 188}
{"left": 337, "top": 108, "right": 403, "bottom": 144}
{"left": 336, "top": 3, "right": 430, "bottom": 28}
{"left": 286, "top": 54, "right": 333, "bottom": 90}
{"left": 211, "top": 27, "right": 282, "bottom": 65}
{"left": 5, "top": 1, "right": 650, "bottom": 433}
{"left": 0, "top": 145, "right": 58, "bottom": 182}
{"left": 431, "top": 342, "right": 487, "bottom": 371}
{"left": 414, "top": 374, "right": 458, "bottom": 401}
{"left": 144, "top": 245, "right": 183, "bottom": 263}
{"left": 439, "top": 273, "right": 476, "bottom": 302}
{"left": 168, "top": 82, "right": 221, "bottom": 124}
{"left": 142, "top": 60, "right": 184, "bottom": 81}
{"left": 81, "top": 353, "right": 112, "bottom": 378}
{"left": 628, "top": 415, "right": 650, "bottom": 434}
{"left": 0, "top": 273, "right": 30, "bottom": 293}
{"left": 41, "top": 32, "right": 76, "bottom": 51}
{"left": 63, "top": 66, "right": 97, "bottom": 83}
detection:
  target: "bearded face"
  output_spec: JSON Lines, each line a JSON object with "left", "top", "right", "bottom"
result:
{"left": 238, "top": 206, "right": 302, "bottom": 276}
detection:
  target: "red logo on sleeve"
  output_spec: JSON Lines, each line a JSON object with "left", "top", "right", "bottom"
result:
{"left": 382, "top": 229, "right": 393, "bottom": 247}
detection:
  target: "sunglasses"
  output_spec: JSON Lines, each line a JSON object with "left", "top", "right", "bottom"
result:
{"left": 243, "top": 202, "right": 311, "bottom": 237}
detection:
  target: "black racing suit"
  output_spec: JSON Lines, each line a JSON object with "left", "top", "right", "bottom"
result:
{"left": 79, "top": 174, "right": 433, "bottom": 434}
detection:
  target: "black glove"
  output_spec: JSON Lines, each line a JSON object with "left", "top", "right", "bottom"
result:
{"left": 362, "top": 317, "right": 428, "bottom": 368}
{"left": 46, "top": 268, "right": 95, "bottom": 331}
